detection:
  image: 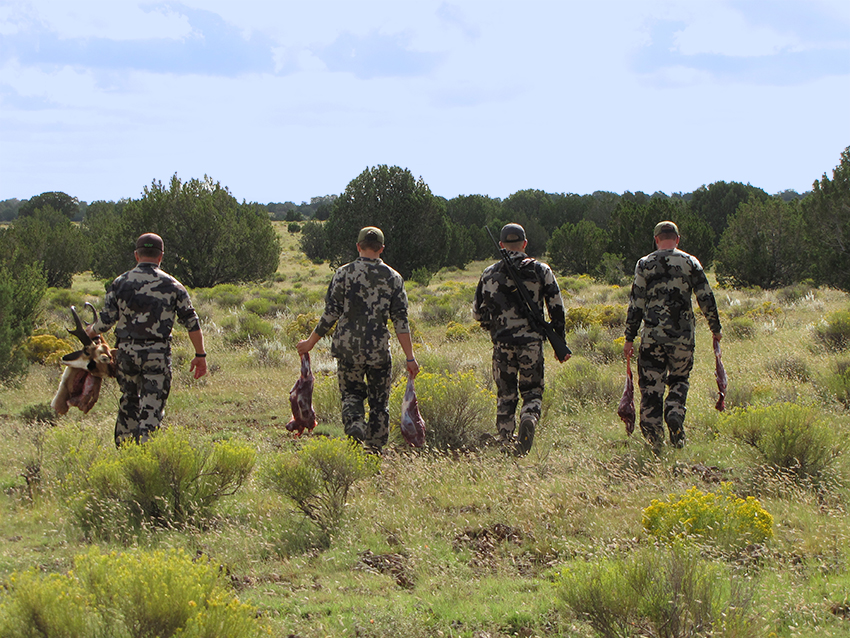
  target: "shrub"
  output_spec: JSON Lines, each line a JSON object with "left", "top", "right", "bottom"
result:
{"left": 728, "top": 315, "right": 756, "bottom": 339}
{"left": 243, "top": 296, "right": 275, "bottom": 316}
{"left": 0, "top": 568, "right": 103, "bottom": 637}
{"left": 642, "top": 483, "right": 774, "bottom": 550}
{"left": 765, "top": 355, "right": 810, "bottom": 382}
{"left": 718, "top": 403, "right": 844, "bottom": 486}
{"left": 557, "top": 546, "right": 758, "bottom": 638}
{"left": 389, "top": 371, "right": 495, "bottom": 450}
{"left": 56, "top": 428, "right": 256, "bottom": 538}
{"left": 411, "top": 266, "right": 432, "bottom": 286}
{"left": 262, "top": 437, "right": 380, "bottom": 539}
{"left": 18, "top": 402, "right": 57, "bottom": 426}
{"left": 0, "top": 548, "right": 265, "bottom": 638}
{"left": 815, "top": 309, "right": 850, "bottom": 350}
{"left": 282, "top": 312, "right": 321, "bottom": 345}
{"left": 545, "top": 357, "right": 620, "bottom": 414}
{"left": 444, "top": 321, "right": 470, "bottom": 342}
{"left": 197, "top": 283, "right": 246, "bottom": 308}
{"left": 819, "top": 359, "right": 850, "bottom": 408}
{"left": 223, "top": 312, "right": 275, "bottom": 345}
{"left": 21, "top": 333, "right": 75, "bottom": 365}
{"left": 569, "top": 326, "right": 623, "bottom": 364}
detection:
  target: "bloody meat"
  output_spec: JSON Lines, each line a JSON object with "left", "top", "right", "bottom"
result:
{"left": 400, "top": 375, "right": 426, "bottom": 447}
{"left": 286, "top": 353, "right": 318, "bottom": 436}
{"left": 617, "top": 354, "right": 636, "bottom": 435}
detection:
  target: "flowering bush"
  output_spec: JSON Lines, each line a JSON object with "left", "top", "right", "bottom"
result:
{"left": 642, "top": 483, "right": 773, "bottom": 550}
{"left": 21, "top": 334, "right": 75, "bottom": 365}
{"left": 0, "top": 548, "right": 265, "bottom": 638}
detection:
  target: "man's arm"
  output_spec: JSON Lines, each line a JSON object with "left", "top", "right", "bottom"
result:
{"left": 188, "top": 329, "right": 207, "bottom": 379}
{"left": 396, "top": 331, "right": 419, "bottom": 378}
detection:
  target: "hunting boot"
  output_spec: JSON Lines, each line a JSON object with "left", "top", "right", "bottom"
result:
{"left": 516, "top": 417, "right": 536, "bottom": 456}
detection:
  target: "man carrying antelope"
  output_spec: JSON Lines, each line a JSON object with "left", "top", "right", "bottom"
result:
{"left": 85, "top": 233, "right": 207, "bottom": 446}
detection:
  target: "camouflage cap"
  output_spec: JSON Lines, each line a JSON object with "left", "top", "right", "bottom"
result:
{"left": 653, "top": 221, "right": 679, "bottom": 237}
{"left": 357, "top": 226, "right": 384, "bottom": 245}
{"left": 135, "top": 233, "right": 163, "bottom": 252}
{"left": 500, "top": 223, "right": 526, "bottom": 243}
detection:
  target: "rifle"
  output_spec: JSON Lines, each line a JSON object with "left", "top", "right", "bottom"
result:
{"left": 485, "top": 227, "right": 571, "bottom": 361}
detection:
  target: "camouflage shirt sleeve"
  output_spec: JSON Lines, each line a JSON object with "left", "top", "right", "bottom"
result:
{"left": 314, "top": 258, "right": 409, "bottom": 365}
{"left": 93, "top": 263, "right": 201, "bottom": 340}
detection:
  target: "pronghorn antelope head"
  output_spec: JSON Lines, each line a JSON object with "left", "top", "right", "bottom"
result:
{"left": 50, "top": 303, "right": 116, "bottom": 415}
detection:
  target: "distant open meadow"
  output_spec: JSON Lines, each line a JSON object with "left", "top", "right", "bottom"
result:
{"left": 2, "top": 226, "right": 850, "bottom": 637}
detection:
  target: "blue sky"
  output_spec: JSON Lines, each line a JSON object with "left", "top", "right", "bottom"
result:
{"left": 1, "top": 0, "right": 848, "bottom": 205}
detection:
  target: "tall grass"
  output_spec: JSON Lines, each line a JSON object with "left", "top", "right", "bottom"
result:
{"left": 1, "top": 231, "right": 850, "bottom": 637}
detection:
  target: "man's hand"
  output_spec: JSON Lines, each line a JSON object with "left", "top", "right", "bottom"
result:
{"left": 190, "top": 356, "right": 207, "bottom": 379}
{"left": 624, "top": 341, "right": 634, "bottom": 360}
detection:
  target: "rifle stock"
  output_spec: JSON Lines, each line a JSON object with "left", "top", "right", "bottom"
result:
{"left": 485, "top": 227, "right": 571, "bottom": 361}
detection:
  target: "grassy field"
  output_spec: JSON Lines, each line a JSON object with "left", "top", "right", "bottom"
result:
{"left": 2, "top": 226, "right": 850, "bottom": 637}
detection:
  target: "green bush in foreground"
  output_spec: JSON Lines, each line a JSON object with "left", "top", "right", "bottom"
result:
{"left": 557, "top": 546, "right": 758, "bottom": 638}
{"left": 262, "top": 437, "right": 380, "bottom": 540}
{"left": 0, "top": 548, "right": 266, "bottom": 638}
{"left": 53, "top": 428, "right": 256, "bottom": 539}
{"left": 642, "top": 483, "right": 774, "bottom": 551}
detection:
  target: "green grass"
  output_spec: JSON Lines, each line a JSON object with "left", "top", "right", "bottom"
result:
{"left": 2, "top": 227, "right": 850, "bottom": 636}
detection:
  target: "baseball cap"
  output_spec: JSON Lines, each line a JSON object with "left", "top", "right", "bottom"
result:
{"left": 653, "top": 221, "right": 679, "bottom": 237}
{"left": 135, "top": 233, "right": 164, "bottom": 252}
{"left": 357, "top": 226, "right": 384, "bottom": 244}
{"left": 500, "top": 223, "right": 526, "bottom": 243}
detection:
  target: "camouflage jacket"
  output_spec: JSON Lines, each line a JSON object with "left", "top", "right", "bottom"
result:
{"left": 473, "top": 251, "right": 566, "bottom": 345}
{"left": 314, "top": 257, "right": 410, "bottom": 366}
{"left": 625, "top": 248, "right": 722, "bottom": 346}
{"left": 93, "top": 262, "right": 201, "bottom": 343}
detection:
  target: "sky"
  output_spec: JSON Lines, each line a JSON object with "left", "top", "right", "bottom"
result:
{"left": 1, "top": 0, "right": 848, "bottom": 206}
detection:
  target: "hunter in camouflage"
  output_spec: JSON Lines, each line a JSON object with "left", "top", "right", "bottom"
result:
{"left": 297, "top": 227, "right": 419, "bottom": 452}
{"left": 624, "top": 221, "right": 722, "bottom": 450}
{"left": 473, "top": 223, "right": 567, "bottom": 454}
{"left": 88, "top": 233, "right": 207, "bottom": 447}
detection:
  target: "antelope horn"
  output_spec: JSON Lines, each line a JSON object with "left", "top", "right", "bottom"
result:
{"left": 84, "top": 301, "right": 98, "bottom": 324}
{"left": 68, "top": 305, "right": 93, "bottom": 347}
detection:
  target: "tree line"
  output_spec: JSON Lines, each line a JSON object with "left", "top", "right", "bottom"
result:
{"left": 1, "top": 149, "right": 848, "bottom": 381}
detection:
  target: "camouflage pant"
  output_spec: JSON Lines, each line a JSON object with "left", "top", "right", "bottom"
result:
{"left": 637, "top": 342, "right": 694, "bottom": 448}
{"left": 114, "top": 343, "right": 172, "bottom": 447}
{"left": 336, "top": 359, "right": 392, "bottom": 450}
{"left": 492, "top": 341, "right": 544, "bottom": 437}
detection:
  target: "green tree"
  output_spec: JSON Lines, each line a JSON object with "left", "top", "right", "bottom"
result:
{"left": 324, "top": 166, "right": 448, "bottom": 279}
{"left": 10, "top": 207, "right": 90, "bottom": 288}
{"left": 715, "top": 198, "right": 806, "bottom": 289}
{"left": 0, "top": 262, "right": 46, "bottom": 382}
{"left": 299, "top": 221, "right": 328, "bottom": 263}
{"left": 804, "top": 146, "right": 850, "bottom": 291}
{"left": 94, "top": 175, "right": 281, "bottom": 287}
{"left": 0, "top": 198, "right": 23, "bottom": 221}
{"left": 82, "top": 200, "right": 133, "bottom": 280}
{"left": 444, "top": 221, "right": 476, "bottom": 269}
{"left": 545, "top": 193, "right": 592, "bottom": 232}
{"left": 689, "top": 181, "right": 770, "bottom": 243}
{"left": 18, "top": 191, "right": 81, "bottom": 220}
{"left": 607, "top": 198, "right": 713, "bottom": 272}
{"left": 547, "top": 219, "right": 610, "bottom": 275}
